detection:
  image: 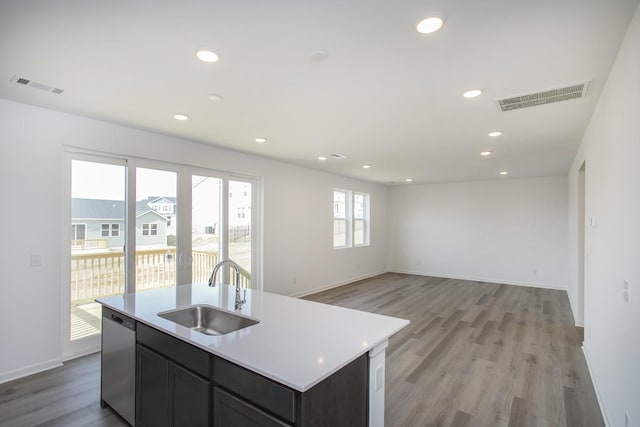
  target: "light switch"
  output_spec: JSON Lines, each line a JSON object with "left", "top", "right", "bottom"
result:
{"left": 590, "top": 216, "right": 597, "bottom": 228}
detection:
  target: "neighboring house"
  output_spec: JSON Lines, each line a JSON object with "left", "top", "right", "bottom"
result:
{"left": 72, "top": 197, "right": 175, "bottom": 249}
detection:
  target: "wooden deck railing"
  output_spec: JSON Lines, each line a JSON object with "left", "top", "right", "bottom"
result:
{"left": 71, "top": 249, "right": 251, "bottom": 302}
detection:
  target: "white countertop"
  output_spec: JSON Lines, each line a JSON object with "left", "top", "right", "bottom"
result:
{"left": 97, "top": 283, "right": 409, "bottom": 392}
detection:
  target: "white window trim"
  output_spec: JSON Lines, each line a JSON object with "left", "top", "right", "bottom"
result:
{"left": 333, "top": 189, "right": 370, "bottom": 249}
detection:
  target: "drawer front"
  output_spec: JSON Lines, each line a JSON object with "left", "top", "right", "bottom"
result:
{"left": 137, "top": 323, "right": 211, "bottom": 378}
{"left": 214, "top": 387, "right": 290, "bottom": 427}
{"left": 213, "top": 357, "right": 296, "bottom": 423}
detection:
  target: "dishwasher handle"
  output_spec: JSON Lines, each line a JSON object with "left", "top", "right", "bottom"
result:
{"left": 103, "top": 308, "right": 136, "bottom": 331}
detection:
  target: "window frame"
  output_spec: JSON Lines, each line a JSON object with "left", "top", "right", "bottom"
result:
{"left": 353, "top": 192, "right": 370, "bottom": 247}
{"left": 333, "top": 189, "right": 370, "bottom": 249}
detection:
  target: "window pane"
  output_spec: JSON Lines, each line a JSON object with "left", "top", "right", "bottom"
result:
{"left": 334, "top": 191, "right": 346, "bottom": 219}
{"left": 334, "top": 219, "right": 347, "bottom": 247}
{"left": 70, "top": 160, "right": 125, "bottom": 341}
{"left": 354, "top": 194, "right": 365, "bottom": 219}
{"left": 192, "top": 175, "right": 221, "bottom": 284}
{"left": 354, "top": 219, "right": 365, "bottom": 245}
{"left": 136, "top": 168, "right": 177, "bottom": 292}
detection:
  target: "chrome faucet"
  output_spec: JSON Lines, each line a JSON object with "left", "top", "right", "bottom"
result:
{"left": 208, "top": 259, "right": 246, "bottom": 310}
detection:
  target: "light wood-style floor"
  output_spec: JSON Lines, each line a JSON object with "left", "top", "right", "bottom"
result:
{"left": 304, "top": 273, "right": 603, "bottom": 427}
{"left": 0, "top": 273, "right": 602, "bottom": 427}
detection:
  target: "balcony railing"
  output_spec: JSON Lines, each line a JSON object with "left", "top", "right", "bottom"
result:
{"left": 70, "top": 248, "right": 251, "bottom": 302}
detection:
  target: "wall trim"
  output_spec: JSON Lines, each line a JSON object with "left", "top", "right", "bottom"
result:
{"left": 387, "top": 269, "right": 567, "bottom": 291}
{"left": 0, "top": 358, "right": 63, "bottom": 385}
{"left": 582, "top": 345, "right": 610, "bottom": 427}
{"left": 63, "top": 345, "right": 101, "bottom": 362}
{"left": 291, "top": 270, "right": 386, "bottom": 298}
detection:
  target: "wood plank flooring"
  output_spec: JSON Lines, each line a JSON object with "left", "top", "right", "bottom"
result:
{"left": 0, "top": 353, "right": 126, "bottom": 427}
{"left": 0, "top": 273, "right": 603, "bottom": 426}
{"left": 304, "top": 273, "right": 603, "bottom": 427}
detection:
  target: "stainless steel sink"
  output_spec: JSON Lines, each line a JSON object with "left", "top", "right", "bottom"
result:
{"left": 157, "top": 304, "right": 259, "bottom": 336}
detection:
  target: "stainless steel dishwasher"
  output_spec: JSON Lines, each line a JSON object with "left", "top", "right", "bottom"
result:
{"left": 101, "top": 306, "right": 136, "bottom": 426}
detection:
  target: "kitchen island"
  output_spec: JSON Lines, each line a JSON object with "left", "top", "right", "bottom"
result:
{"left": 98, "top": 283, "right": 409, "bottom": 426}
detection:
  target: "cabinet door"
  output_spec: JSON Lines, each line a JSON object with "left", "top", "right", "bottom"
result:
{"left": 213, "top": 387, "right": 290, "bottom": 427}
{"left": 136, "top": 344, "right": 169, "bottom": 427}
{"left": 168, "top": 361, "right": 211, "bottom": 426}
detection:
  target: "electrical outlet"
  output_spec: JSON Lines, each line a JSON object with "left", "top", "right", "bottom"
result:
{"left": 375, "top": 365, "right": 384, "bottom": 391}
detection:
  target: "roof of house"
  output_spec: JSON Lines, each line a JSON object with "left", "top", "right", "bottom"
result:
{"left": 72, "top": 197, "right": 175, "bottom": 220}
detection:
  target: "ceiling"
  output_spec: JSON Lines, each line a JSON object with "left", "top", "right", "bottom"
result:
{"left": 1, "top": 0, "right": 638, "bottom": 185}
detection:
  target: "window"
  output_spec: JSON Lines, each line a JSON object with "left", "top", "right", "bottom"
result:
{"left": 72, "top": 223, "right": 86, "bottom": 241}
{"left": 353, "top": 193, "right": 369, "bottom": 246}
{"left": 333, "top": 189, "right": 369, "bottom": 248}
{"left": 237, "top": 207, "right": 246, "bottom": 219}
{"left": 101, "top": 223, "right": 119, "bottom": 237}
{"left": 142, "top": 223, "right": 158, "bottom": 236}
{"left": 333, "top": 190, "right": 349, "bottom": 248}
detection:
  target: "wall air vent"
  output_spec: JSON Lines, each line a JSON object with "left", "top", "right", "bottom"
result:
{"left": 495, "top": 81, "right": 589, "bottom": 112}
{"left": 328, "top": 153, "right": 347, "bottom": 159}
{"left": 10, "top": 74, "right": 64, "bottom": 95}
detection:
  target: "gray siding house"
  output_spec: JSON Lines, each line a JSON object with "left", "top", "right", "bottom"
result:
{"left": 72, "top": 197, "right": 176, "bottom": 249}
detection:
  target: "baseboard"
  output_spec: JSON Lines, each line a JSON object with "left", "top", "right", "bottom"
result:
{"left": 387, "top": 269, "right": 567, "bottom": 291}
{"left": 582, "top": 345, "right": 610, "bottom": 427}
{"left": 63, "top": 344, "right": 101, "bottom": 362}
{"left": 0, "top": 358, "right": 63, "bottom": 385}
{"left": 291, "top": 270, "right": 387, "bottom": 298}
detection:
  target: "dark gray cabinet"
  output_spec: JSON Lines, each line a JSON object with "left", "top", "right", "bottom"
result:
{"left": 136, "top": 344, "right": 169, "bottom": 427}
{"left": 134, "top": 322, "right": 368, "bottom": 427}
{"left": 213, "top": 387, "right": 289, "bottom": 427}
{"left": 136, "top": 324, "right": 211, "bottom": 427}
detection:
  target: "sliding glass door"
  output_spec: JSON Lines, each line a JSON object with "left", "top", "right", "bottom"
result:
{"left": 65, "top": 152, "right": 259, "bottom": 357}
{"left": 191, "top": 175, "right": 222, "bottom": 283}
{"left": 67, "top": 157, "right": 126, "bottom": 352}
{"left": 135, "top": 167, "right": 178, "bottom": 292}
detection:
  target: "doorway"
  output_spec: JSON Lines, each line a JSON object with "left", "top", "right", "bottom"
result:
{"left": 578, "top": 161, "right": 586, "bottom": 339}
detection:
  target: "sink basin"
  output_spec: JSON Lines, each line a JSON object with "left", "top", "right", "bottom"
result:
{"left": 157, "top": 304, "right": 259, "bottom": 336}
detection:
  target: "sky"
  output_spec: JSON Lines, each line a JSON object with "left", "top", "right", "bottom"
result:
{"left": 72, "top": 160, "right": 177, "bottom": 201}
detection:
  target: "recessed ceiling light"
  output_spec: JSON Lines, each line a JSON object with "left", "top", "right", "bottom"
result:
{"left": 499, "top": 171, "right": 509, "bottom": 175}
{"left": 362, "top": 165, "right": 371, "bottom": 169}
{"left": 207, "top": 94, "right": 223, "bottom": 102}
{"left": 173, "top": 114, "right": 189, "bottom": 121}
{"left": 488, "top": 131, "right": 503, "bottom": 137}
{"left": 255, "top": 137, "right": 267, "bottom": 143}
{"left": 463, "top": 89, "right": 482, "bottom": 98}
{"left": 196, "top": 49, "right": 219, "bottom": 63}
{"left": 405, "top": 178, "right": 413, "bottom": 182}
{"left": 318, "top": 156, "right": 328, "bottom": 161}
{"left": 416, "top": 17, "right": 444, "bottom": 34}
{"left": 480, "top": 151, "right": 492, "bottom": 156}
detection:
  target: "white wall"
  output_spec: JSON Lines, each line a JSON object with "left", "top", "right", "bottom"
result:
{"left": 567, "top": 3, "right": 640, "bottom": 426}
{"left": 0, "top": 98, "right": 387, "bottom": 381}
{"left": 387, "top": 176, "right": 569, "bottom": 289}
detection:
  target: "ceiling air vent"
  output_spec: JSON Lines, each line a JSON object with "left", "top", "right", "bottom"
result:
{"left": 328, "top": 153, "right": 347, "bottom": 159}
{"left": 495, "top": 81, "right": 589, "bottom": 112}
{"left": 10, "top": 74, "right": 65, "bottom": 95}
